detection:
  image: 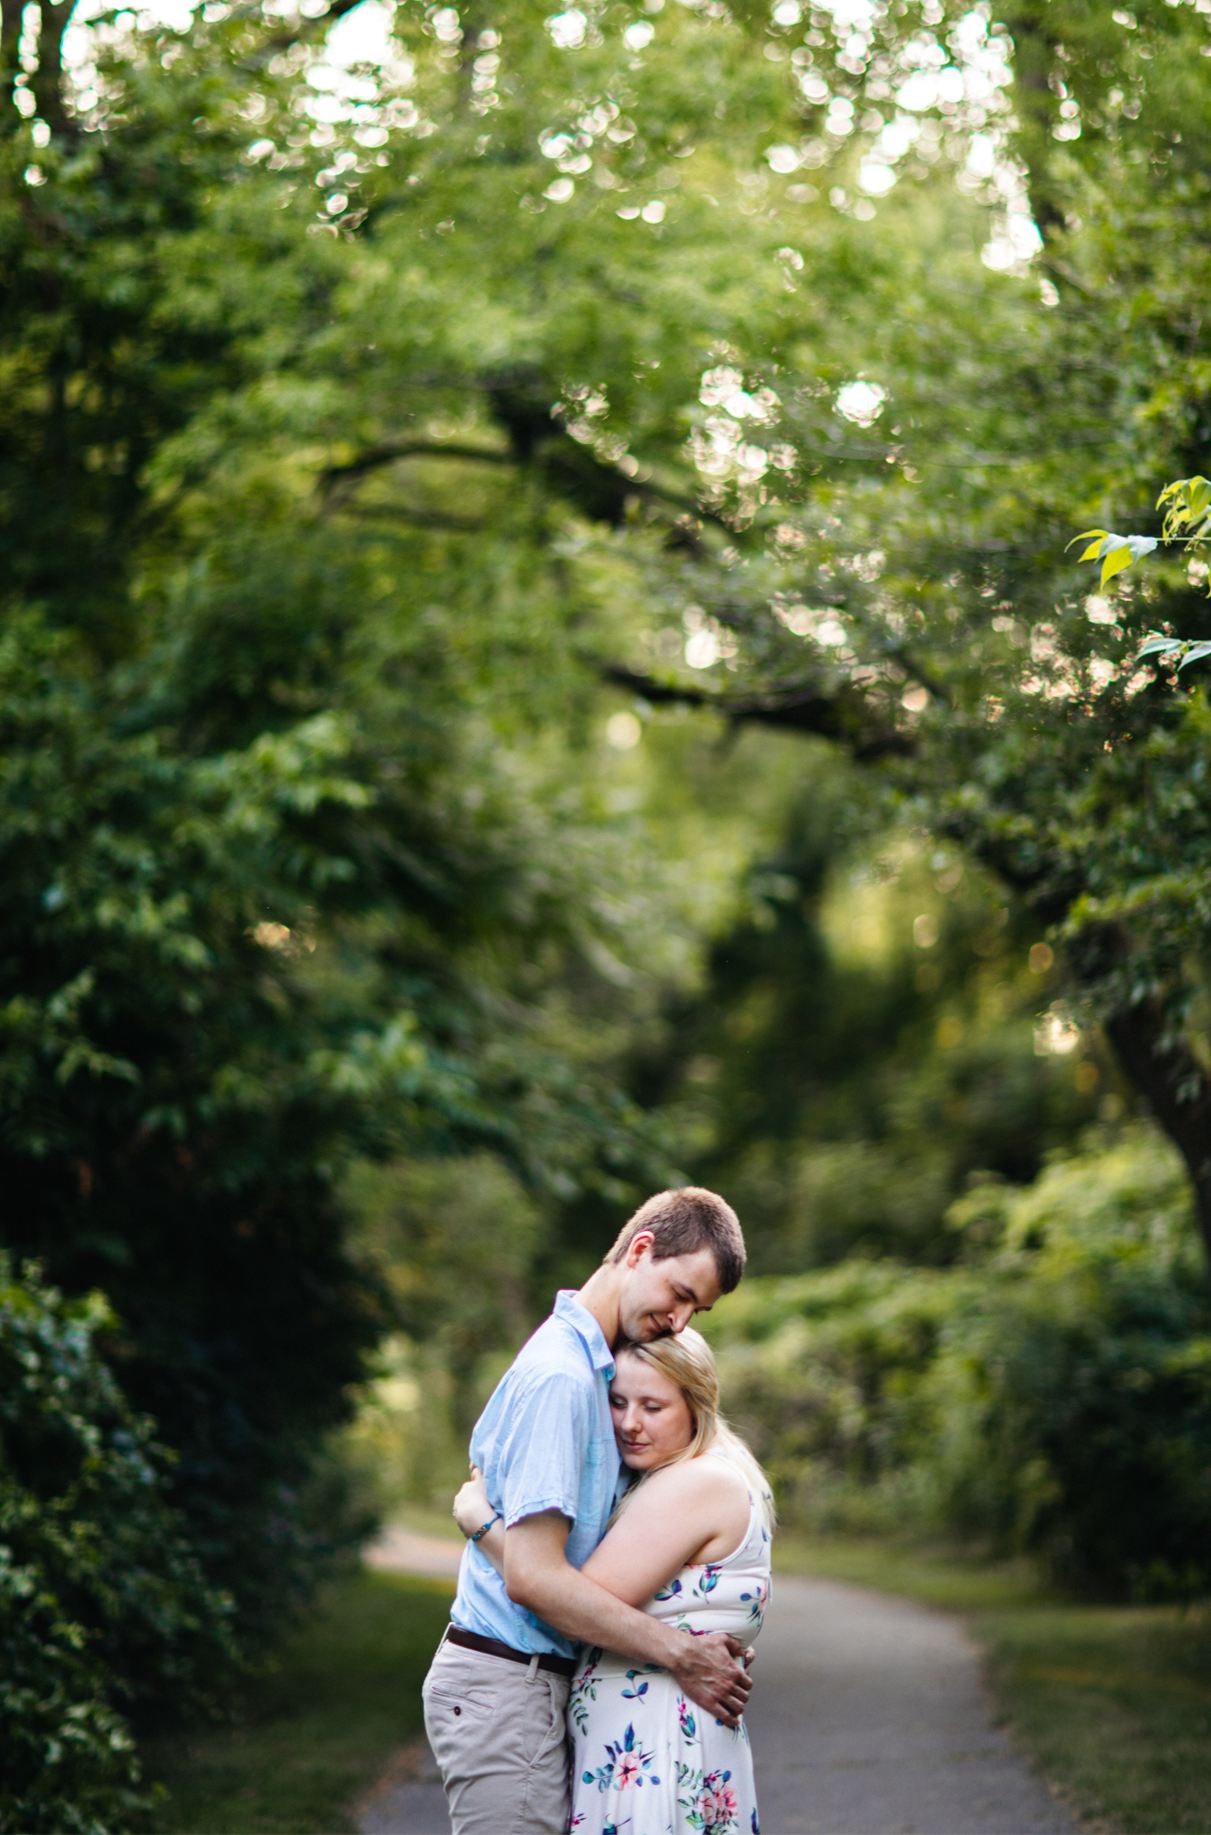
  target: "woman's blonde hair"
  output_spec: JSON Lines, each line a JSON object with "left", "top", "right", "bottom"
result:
{"left": 612, "top": 1327, "right": 775, "bottom": 1534}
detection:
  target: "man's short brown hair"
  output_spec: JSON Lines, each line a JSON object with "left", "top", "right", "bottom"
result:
{"left": 607, "top": 1187, "right": 745, "bottom": 1295}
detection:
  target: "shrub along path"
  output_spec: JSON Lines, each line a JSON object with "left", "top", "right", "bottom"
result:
{"left": 361, "top": 1532, "right": 1073, "bottom": 1835}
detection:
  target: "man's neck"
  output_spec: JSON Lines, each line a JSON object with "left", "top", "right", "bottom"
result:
{"left": 573, "top": 1262, "right": 623, "bottom": 1349}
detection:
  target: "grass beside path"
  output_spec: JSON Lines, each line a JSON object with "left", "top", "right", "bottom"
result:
{"left": 144, "top": 1570, "right": 453, "bottom": 1834}
{"left": 981, "top": 1605, "right": 1211, "bottom": 1835}
{"left": 776, "top": 1534, "right": 1211, "bottom": 1834}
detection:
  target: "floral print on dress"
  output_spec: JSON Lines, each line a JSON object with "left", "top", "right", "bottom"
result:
{"left": 570, "top": 1648, "right": 603, "bottom": 1734}
{"left": 583, "top": 1724, "right": 661, "bottom": 1794}
{"left": 675, "top": 1764, "right": 739, "bottom": 1834}
{"left": 567, "top": 1476, "right": 769, "bottom": 1835}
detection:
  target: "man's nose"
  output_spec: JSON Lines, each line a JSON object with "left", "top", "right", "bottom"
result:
{"left": 669, "top": 1303, "right": 693, "bottom": 1333}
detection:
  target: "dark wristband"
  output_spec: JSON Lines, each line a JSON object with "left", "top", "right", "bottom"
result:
{"left": 470, "top": 1511, "right": 503, "bottom": 1543}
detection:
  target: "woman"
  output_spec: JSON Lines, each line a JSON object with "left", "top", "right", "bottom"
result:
{"left": 453, "top": 1327, "right": 772, "bottom": 1835}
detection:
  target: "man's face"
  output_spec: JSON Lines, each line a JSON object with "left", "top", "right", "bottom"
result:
{"left": 616, "top": 1237, "right": 723, "bottom": 1346}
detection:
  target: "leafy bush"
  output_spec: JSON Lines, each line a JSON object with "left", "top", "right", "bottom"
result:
{"left": 930, "top": 1135, "right": 1211, "bottom": 1597}
{"left": 704, "top": 1257, "right": 951, "bottom": 1531}
{"left": 0, "top": 1262, "right": 234, "bottom": 1834}
{"left": 707, "top": 1130, "right": 1211, "bottom": 1598}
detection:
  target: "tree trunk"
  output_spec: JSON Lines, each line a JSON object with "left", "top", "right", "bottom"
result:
{"left": 1105, "top": 996, "right": 1211, "bottom": 1279}
{"left": 1001, "top": 4, "right": 1066, "bottom": 242}
{"left": 0, "top": 0, "right": 23, "bottom": 129}
{"left": 32, "top": 0, "right": 74, "bottom": 139}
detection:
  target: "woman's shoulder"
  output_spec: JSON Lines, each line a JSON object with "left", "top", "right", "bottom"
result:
{"left": 640, "top": 1452, "right": 751, "bottom": 1510}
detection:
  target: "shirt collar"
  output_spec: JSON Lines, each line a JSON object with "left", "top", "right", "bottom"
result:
{"left": 554, "top": 1289, "right": 615, "bottom": 1377}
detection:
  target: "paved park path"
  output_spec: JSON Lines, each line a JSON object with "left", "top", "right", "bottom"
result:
{"left": 357, "top": 1533, "right": 1077, "bottom": 1835}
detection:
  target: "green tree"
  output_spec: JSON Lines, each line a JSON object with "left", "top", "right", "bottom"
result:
{"left": 0, "top": 0, "right": 773, "bottom": 1634}
{"left": 605, "top": 0, "right": 1211, "bottom": 1271}
{"left": 6, "top": 0, "right": 1208, "bottom": 1675}
{"left": 632, "top": 776, "right": 1107, "bottom": 1270}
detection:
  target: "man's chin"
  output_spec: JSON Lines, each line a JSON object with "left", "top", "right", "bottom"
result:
{"left": 630, "top": 1317, "right": 669, "bottom": 1344}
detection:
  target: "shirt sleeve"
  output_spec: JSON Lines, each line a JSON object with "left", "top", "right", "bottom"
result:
{"left": 492, "top": 1368, "right": 595, "bottom": 1531}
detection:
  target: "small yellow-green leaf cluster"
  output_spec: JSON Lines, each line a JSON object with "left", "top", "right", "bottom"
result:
{"left": 1068, "top": 528, "right": 1158, "bottom": 588}
{"left": 1158, "top": 475, "right": 1211, "bottom": 574}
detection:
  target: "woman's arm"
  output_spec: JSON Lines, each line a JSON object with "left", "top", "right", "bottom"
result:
{"left": 581, "top": 1458, "right": 749, "bottom": 1607}
{"left": 454, "top": 1455, "right": 750, "bottom": 1607}
{"left": 453, "top": 1466, "right": 506, "bottom": 1574}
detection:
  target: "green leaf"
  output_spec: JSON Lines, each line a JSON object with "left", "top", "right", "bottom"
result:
{"left": 1100, "top": 544, "right": 1133, "bottom": 586}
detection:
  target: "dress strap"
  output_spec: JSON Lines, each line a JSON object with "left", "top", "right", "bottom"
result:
{"left": 711, "top": 1485, "right": 765, "bottom": 1570}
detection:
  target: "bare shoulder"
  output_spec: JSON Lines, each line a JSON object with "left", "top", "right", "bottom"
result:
{"left": 635, "top": 1456, "right": 750, "bottom": 1511}
{"left": 589, "top": 1454, "right": 751, "bottom": 1593}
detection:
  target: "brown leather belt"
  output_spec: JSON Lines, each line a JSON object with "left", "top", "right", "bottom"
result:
{"left": 447, "top": 1624, "right": 577, "bottom": 1678}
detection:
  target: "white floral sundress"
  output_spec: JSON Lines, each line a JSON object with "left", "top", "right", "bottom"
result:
{"left": 567, "top": 1469, "right": 771, "bottom": 1835}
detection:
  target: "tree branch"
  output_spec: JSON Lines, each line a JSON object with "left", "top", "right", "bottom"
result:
{"left": 603, "top": 665, "right": 912, "bottom": 760}
{"left": 319, "top": 441, "right": 512, "bottom": 506}
{"left": 319, "top": 426, "right": 728, "bottom": 549}
{"left": 241, "top": 0, "right": 365, "bottom": 64}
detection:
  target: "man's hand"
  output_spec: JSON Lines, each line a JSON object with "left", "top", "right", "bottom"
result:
{"left": 667, "top": 1631, "right": 752, "bottom": 1729}
{"left": 504, "top": 1513, "right": 754, "bottom": 1727}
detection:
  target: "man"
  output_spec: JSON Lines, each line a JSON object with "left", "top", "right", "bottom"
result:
{"left": 422, "top": 1186, "right": 752, "bottom": 1835}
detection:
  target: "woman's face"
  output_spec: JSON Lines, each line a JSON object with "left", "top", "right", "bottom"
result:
{"left": 609, "top": 1352, "right": 695, "bottom": 1471}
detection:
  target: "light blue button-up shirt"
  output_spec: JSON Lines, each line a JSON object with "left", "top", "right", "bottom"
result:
{"left": 450, "top": 1289, "right": 620, "bottom": 1658}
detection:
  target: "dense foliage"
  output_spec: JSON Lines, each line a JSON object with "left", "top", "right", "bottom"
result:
{"left": 0, "top": 1263, "right": 232, "bottom": 1833}
{"left": 3, "top": 0, "right": 1211, "bottom": 1801}
{"left": 602, "top": 0, "right": 1211, "bottom": 1264}
{"left": 627, "top": 770, "right": 1108, "bottom": 1268}
{"left": 707, "top": 1129, "right": 1211, "bottom": 1599}
{"left": 0, "top": 0, "right": 720, "bottom": 1644}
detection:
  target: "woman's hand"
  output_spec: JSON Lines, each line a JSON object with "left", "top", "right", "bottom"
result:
{"left": 453, "top": 1464, "right": 493, "bottom": 1538}
{"left": 454, "top": 1464, "right": 507, "bottom": 1577}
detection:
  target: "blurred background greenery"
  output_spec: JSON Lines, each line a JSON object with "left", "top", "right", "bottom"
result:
{"left": 2, "top": 0, "right": 1211, "bottom": 1825}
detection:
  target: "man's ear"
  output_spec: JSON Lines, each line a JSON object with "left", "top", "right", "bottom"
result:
{"left": 624, "top": 1229, "right": 655, "bottom": 1269}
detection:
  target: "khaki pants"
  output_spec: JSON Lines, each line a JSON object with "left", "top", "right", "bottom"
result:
{"left": 423, "top": 1636, "right": 572, "bottom": 1835}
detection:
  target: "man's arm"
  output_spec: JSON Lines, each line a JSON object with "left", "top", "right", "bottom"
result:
{"left": 504, "top": 1512, "right": 752, "bottom": 1728}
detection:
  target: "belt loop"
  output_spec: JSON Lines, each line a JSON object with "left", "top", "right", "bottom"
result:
{"left": 527, "top": 1653, "right": 540, "bottom": 1684}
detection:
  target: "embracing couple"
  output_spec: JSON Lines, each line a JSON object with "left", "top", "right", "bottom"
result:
{"left": 422, "top": 1186, "right": 773, "bottom": 1835}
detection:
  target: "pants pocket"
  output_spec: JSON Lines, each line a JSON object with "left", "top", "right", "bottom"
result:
{"left": 423, "top": 1677, "right": 500, "bottom": 1777}
{"left": 424, "top": 1680, "right": 499, "bottom": 1722}
{"left": 524, "top": 1678, "right": 568, "bottom": 1768}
